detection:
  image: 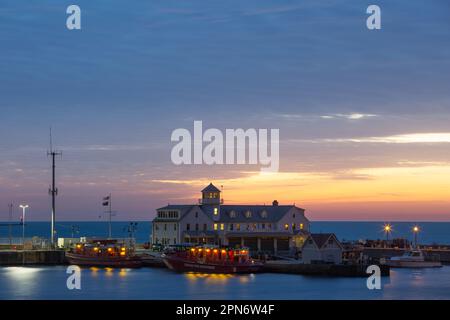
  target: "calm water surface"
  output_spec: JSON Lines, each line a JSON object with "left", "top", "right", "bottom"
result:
{"left": 1, "top": 266, "right": 449, "bottom": 300}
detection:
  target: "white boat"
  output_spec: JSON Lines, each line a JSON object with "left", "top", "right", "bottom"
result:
{"left": 387, "top": 249, "right": 442, "bottom": 268}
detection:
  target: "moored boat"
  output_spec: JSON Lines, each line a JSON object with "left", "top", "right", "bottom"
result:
{"left": 387, "top": 249, "right": 442, "bottom": 268}
{"left": 65, "top": 239, "right": 143, "bottom": 268}
{"left": 162, "top": 245, "right": 263, "bottom": 274}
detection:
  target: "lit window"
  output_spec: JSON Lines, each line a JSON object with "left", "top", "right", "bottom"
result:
{"left": 284, "top": 224, "right": 289, "bottom": 231}
{"left": 300, "top": 223, "right": 304, "bottom": 230}
{"left": 229, "top": 210, "right": 236, "bottom": 218}
{"left": 213, "top": 223, "right": 218, "bottom": 230}
{"left": 245, "top": 210, "right": 252, "bottom": 218}
{"left": 261, "top": 210, "right": 267, "bottom": 218}
{"left": 220, "top": 224, "right": 224, "bottom": 231}
{"left": 236, "top": 224, "right": 241, "bottom": 231}
{"left": 214, "top": 208, "right": 218, "bottom": 215}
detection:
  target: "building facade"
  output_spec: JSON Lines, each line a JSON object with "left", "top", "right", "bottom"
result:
{"left": 152, "top": 183, "right": 310, "bottom": 254}
{"left": 301, "top": 233, "right": 343, "bottom": 264}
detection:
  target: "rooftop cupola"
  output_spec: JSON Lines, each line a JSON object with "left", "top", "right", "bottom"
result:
{"left": 200, "top": 183, "right": 222, "bottom": 205}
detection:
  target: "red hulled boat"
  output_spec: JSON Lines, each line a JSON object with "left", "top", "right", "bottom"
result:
{"left": 162, "top": 245, "right": 263, "bottom": 274}
{"left": 65, "top": 239, "right": 143, "bottom": 268}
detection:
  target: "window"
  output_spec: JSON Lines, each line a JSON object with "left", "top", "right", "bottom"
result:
{"left": 328, "top": 239, "right": 334, "bottom": 245}
{"left": 261, "top": 210, "right": 268, "bottom": 218}
{"left": 300, "top": 223, "right": 304, "bottom": 230}
{"left": 262, "top": 223, "right": 265, "bottom": 229}
{"left": 284, "top": 224, "right": 289, "bottom": 231}
{"left": 229, "top": 224, "right": 234, "bottom": 231}
{"left": 220, "top": 224, "right": 224, "bottom": 231}
{"left": 186, "top": 223, "right": 190, "bottom": 231}
{"left": 245, "top": 210, "right": 252, "bottom": 218}
{"left": 155, "top": 224, "right": 159, "bottom": 231}
{"left": 229, "top": 210, "right": 236, "bottom": 218}
{"left": 236, "top": 224, "right": 241, "bottom": 231}
{"left": 214, "top": 207, "right": 218, "bottom": 215}
{"left": 203, "top": 224, "right": 207, "bottom": 231}
{"left": 293, "top": 213, "right": 296, "bottom": 218}
{"left": 164, "top": 224, "right": 167, "bottom": 231}
{"left": 195, "top": 212, "right": 198, "bottom": 218}
{"left": 213, "top": 223, "right": 218, "bottom": 231}
{"left": 195, "top": 224, "right": 199, "bottom": 231}
{"left": 174, "top": 224, "right": 177, "bottom": 231}
{"left": 292, "top": 223, "right": 296, "bottom": 231}
{"left": 173, "top": 238, "right": 176, "bottom": 244}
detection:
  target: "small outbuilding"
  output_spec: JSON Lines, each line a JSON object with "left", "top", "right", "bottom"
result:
{"left": 301, "top": 233, "right": 343, "bottom": 264}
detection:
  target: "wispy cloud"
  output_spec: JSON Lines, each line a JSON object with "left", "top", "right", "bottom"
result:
{"left": 320, "top": 113, "right": 378, "bottom": 120}
{"left": 324, "top": 133, "right": 450, "bottom": 144}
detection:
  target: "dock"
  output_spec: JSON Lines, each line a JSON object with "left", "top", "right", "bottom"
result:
{"left": 263, "top": 260, "right": 390, "bottom": 277}
{"left": 0, "top": 250, "right": 66, "bottom": 265}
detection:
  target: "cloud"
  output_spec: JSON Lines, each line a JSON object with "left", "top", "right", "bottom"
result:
{"left": 324, "top": 133, "right": 450, "bottom": 144}
{"left": 320, "top": 113, "right": 378, "bottom": 120}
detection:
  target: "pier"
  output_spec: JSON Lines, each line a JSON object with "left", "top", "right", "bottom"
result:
{"left": 0, "top": 250, "right": 65, "bottom": 265}
{"left": 263, "top": 260, "right": 390, "bottom": 277}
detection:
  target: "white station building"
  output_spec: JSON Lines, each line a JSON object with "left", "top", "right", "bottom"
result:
{"left": 151, "top": 183, "right": 310, "bottom": 254}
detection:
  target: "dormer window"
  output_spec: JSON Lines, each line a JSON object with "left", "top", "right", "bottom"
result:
{"left": 245, "top": 210, "right": 252, "bottom": 218}
{"left": 229, "top": 210, "right": 236, "bottom": 218}
{"left": 261, "top": 210, "right": 268, "bottom": 218}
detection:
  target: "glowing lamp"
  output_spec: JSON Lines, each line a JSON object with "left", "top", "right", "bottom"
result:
{"left": 213, "top": 249, "right": 218, "bottom": 254}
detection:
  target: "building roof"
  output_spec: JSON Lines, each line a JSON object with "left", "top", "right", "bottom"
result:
{"left": 201, "top": 183, "right": 221, "bottom": 193}
{"left": 306, "top": 233, "right": 342, "bottom": 249}
{"left": 216, "top": 205, "right": 303, "bottom": 222}
{"left": 155, "top": 203, "right": 305, "bottom": 223}
{"left": 155, "top": 204, "right": 196, "bottom": 220}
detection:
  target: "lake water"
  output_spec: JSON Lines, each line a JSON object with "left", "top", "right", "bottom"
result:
{"left": 1, "top": 221, "right": 449, "bottom": 244}
{"left": 1, "top": 265, "right": 449, "bottom": 300}
{"left": 1, "top": 221, "right": 450, "bottom": 300}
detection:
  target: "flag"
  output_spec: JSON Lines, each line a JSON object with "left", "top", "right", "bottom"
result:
{"left": 103, "top": 195, "right": 110, "bottom": 206}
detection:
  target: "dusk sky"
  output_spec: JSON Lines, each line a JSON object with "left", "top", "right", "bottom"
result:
{"left": 1, "top": 0, "right": 450, "bottom": 221}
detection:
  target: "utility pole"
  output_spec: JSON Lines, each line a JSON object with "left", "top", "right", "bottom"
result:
{"left": 8, "top": 203, "right": 13, "bottom": 246}
{"left": 48, "top": 128, "right": 62, "bottom": 247}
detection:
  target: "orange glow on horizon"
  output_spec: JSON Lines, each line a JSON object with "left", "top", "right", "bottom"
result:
{"left": 153, "top": 164, "right": 450, "bottom": 220}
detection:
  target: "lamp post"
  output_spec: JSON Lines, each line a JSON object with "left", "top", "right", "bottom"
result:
{"left": 383, "top": 224, "right": 392, "bottom": 243}
{"left": 19, "top": 205, "right": 29, "bottom": 248}
{"left": 413, "top": 225, "right": 420, "bottom": 248}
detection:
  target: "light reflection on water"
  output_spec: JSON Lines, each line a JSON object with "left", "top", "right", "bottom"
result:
{"left": 0, "top": 266, "right": 449, "bottom": 300}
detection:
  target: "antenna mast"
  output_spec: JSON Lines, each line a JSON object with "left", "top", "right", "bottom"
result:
{"left": 48, "top": 128, "right": 62, "bottom": 247}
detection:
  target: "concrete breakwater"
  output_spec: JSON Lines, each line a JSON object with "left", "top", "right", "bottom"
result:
{"left": 263, "top": 260, "right": 389, "bottom": 277}
{"left": 360, "top": 248, "right": 450, "bottom": 263}
{"left": 0, "top": 250, "right": 66, "bottom": 265}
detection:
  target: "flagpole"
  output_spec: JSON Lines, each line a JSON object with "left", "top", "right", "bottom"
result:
{"left": 108, "top": 193, "right": 112, "bottom": 239}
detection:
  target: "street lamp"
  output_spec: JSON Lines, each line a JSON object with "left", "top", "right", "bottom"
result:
{"left": 412, "top": 225, "right": 420, "bottom": 248}
{"left": 19, "top": 205, "right": 29, "bottom": 249}
{"left": 383, "top": 223, "right": 392, "bottom": 242}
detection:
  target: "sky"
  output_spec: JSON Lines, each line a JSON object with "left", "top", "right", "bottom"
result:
{"left": 1, "top": 0, "right": 450, "bottom": 221}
